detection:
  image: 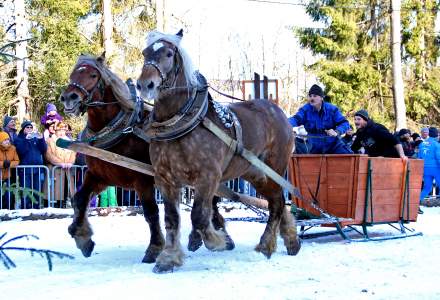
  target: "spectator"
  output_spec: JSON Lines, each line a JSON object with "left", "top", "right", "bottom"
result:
{"left": 288, "top": 84, "right": 352, "bottom": 154}
{"left": 43, "top": 121, "right": 58, "bottom": 141}
{"left": 0, "top": 132, "right": 20, "bottom": 209}
{"left": 293, "top": 125, "right": 311, "bottom": 154}
{"left": 2, "top": 116, "right": 17, "bottom": 145}
{"left": 45, "top": 122, "right": 76, "bottom": 208}
{"left": 351, "top": 109, "right": 407, "bottom": 160}
{"left": 417, "top": 127, "right": 440, "bottom": 212}
{"left": 420, "top": 127, "right": 429, "bottom": 141}
{"left": 99, "top": 186, "right": 117, "bottom": 207}
{"left": 411, "top": 133, "right": 423, "bottom": 157}
{"left": 14, "top": 120, "right": 47, "bottom": 209}
{"left": 398, "top": 128, "right": 415, "bottom": 157}
{"left": 40, "top": 103, "right": 63, "bottom": 134}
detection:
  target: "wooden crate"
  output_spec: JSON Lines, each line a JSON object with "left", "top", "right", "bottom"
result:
{"left": 288, "top": 154, "right": 423, "bottom": 225}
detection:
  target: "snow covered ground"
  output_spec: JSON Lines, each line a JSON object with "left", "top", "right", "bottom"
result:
{"left": 1, "top": 205, "right": 439, "bottom": 300}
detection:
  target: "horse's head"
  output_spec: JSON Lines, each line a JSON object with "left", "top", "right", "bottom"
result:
{"left": 60, "top": 54, "right": 106, "bottom": 116}
{"left": 137, "top": 30, "right": 198, "bottom": 102}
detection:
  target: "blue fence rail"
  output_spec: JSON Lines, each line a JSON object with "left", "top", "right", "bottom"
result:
{"left": 0, "top": 165, "right": 262, "bottom": 210}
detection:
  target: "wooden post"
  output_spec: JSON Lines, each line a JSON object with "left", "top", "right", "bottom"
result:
{"left": 263, "top": 75, "right": 269, "bottom": 100}
{"left": 254, "top": 72, "right": 260, "bottom": 99}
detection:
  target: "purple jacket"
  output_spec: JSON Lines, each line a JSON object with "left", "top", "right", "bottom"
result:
{"left": 40, "top": 113, "right": 63, "bottom": 127}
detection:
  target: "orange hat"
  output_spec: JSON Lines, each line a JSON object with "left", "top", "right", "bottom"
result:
{"left": 0, "top": 131, "right": 10, "bottom": 143}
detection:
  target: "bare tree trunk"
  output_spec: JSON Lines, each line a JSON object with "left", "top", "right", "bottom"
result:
{"left": 102, "top": 0, "right": 113, "bottom": 58}
{"left": 156, "top": 0, "right": 165, "bottom": 31}
{"left": 14, "top": 0, "right": 29, "bottom": 122}
{"left": 390, "top": 0, "right": 407, "bottom": 130}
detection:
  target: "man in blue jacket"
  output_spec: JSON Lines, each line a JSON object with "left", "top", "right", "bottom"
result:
{"left": 417, "top": 127, "right": 440, "bottom": 209}
{"left": 288, "top": 84, "right": 352, "bottom": 154}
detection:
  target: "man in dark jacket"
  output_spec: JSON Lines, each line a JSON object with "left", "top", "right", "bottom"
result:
{"left": 2, "top": 116, "right": 18, "bottom": 145}
{"left": 14, "top": 120, "right": 47, "bottom": 209}
{"left": 288, "top": 84, "right": 352, "bottom": 154}
{"left": 351, "top": 109, "right": 407, "bottom": 160}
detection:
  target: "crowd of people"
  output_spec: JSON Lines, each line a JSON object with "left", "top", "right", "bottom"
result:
{"left": 0, "top": 103, "right": 129, "bottom": 210}
{"left": 1, "top": 91, "right": 439, "bottom": 211}
{"left": 289, "top": 84, "right": 440, "bottom": 213}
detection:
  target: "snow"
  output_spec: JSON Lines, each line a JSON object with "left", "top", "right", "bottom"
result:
{"left": 1, "top": 205, "right": 440, "bottom": 300}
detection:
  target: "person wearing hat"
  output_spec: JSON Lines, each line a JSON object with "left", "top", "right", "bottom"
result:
{"left": 14, "top": 120, "right": 47, "bottom": 209}
{"left": 417, "top": 127, "right": 440, "bottom": 209}
{"left": 288, "top": 84, "right": 352, "bottom": 154}
{"left": 397, "top": 128, "right": 415, "bottom": 157}
{"left": 0, "top": 131, "right": 20, "bottom": 209}
{"left": 2, "top": 115, "right": 18, "bottom": 145}
{"left": 420, "top": 127, "right": 429, "bottom": 141}
{"left": 45, "top": 121, "right": 76, "bottom": 207}
{"left": 40, "top": 103, "right": 63, "bottom": 128}
{"left": 351, "top": 109, "right": 407, "bottom": 160}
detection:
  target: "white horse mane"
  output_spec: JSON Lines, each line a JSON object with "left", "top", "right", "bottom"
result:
{"left": 146, "top": 30, "right": 199, "bottom": 87}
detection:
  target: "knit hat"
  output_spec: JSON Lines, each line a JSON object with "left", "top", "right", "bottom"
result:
{"left": 354, "top": 109, "right": 369, "bottom": 121}
{"left": 46, "top": 103, "right": 57, "bottom": 114}
{"left": 21, "top": 120, "right": 33, "bottom": 130}
{"left": 3, "top": 116, "right": 14, "bottom": 128}
{"left": 398, "top": 128, "right": 410, "bottom": 136}
{"left": 0, "top": 131, "right": 10, "bottom": 143}
{"left": 428, "top": 127, "right": 438, "bottom": 138}
{"left": 421, "top": 127, "right": 429, "bottom": 134}
{"left": 308, "top": 84, "right": 324, "bottom": 98}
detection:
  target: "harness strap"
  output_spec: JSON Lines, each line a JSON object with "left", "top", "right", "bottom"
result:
{"left": 221, "top": 110, "right": 243, "bottom": 171}
{"left": 202, "top": 118, "right": 303, "bottom": 200}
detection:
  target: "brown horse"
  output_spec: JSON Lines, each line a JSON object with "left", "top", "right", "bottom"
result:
{"left": 60, "top": 54, "right": 164, "bottom": 263}
{"left": 137, "top": 30, "right": 300, "bottom": 273}
{"left": 60, "top": 54, "right": 232, "bottom": 263}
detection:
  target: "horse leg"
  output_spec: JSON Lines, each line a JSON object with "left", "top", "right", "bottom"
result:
{"left": 190, "top": 183, "right": 231, "bottom": 251}
{"left": 153, "top": 185, "right": 184, "bottom": 273}
{"left": 252, "top": 179, "right": 284, "bottom": 258}
{"left": 137, "top": 180, "right": 165, "bottom": 264}
{"left": 280, "top": 206, "right": 301, "bottom": 256}
{"left": 68, "top": 173, "right": 103, "bottom": 257}
{"left": 188, "top": 195, "right": 235, "bottom": 251}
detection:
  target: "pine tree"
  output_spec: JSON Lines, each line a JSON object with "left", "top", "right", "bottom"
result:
{"left": 296, "top": 0, "right": 394, "bottom": 126}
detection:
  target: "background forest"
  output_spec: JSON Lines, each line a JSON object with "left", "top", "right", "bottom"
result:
{"left": 0, "top": 0, "right": 439, "bottom": 133}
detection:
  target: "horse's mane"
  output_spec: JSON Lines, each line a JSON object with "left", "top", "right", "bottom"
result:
{"left": 73, "top": 55, "right": 135, "bottom": 111}
{"left": 146, "top": 30, "right": 199, "bottom": 88}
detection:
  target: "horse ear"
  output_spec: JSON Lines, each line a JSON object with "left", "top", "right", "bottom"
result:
{"left": 97, "top": 51, "right": 106, "bottom": 63}
{"left": 176, "top": 29, "right": 183, "bottom": 38}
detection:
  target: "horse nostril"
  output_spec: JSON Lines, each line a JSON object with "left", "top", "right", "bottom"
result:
{"left": 147, "top": 81, "right": 155, "bottom": 90}
{"left": 69, "top": 93, "right": 79, "bottom": 100}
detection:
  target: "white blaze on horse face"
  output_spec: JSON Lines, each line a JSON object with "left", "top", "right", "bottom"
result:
{"left": 152, "top": 42, "right": 164, "bottom": 52}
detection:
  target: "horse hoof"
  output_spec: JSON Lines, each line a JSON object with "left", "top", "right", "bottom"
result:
{"left": 255, "top": 244, "right": 273, "bottom": 259}
{"left": 80, "top": 240, "right": 95, "bottom": 257}
{"left": 287, "top": 238, "right": 301, "bottom": 256}
{"left": 188, "top": 231, "right": 203, "bottom": 252}
{"left": 225, "top": 234, "right": 235, "bottom": 251}
{"left": 152, "top": 263, "right": 174, "bottom": 274}
{"left": 142, "top": 250, "right": 159, "bottom": 264}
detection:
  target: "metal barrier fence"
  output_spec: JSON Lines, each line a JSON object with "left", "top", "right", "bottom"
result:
{"left": 0, "top": 165, "right": 263, "bottom": 210}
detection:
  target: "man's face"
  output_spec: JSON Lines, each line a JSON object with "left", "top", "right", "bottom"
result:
{"left": 308, "top": 94, "right": 323, "bottom": 110}
{"left": 421, "top": 131, "right": 429, "bottom": 139}
{"left": 7, "top": 120, "right": 16, "bottom": 129}
{"left": 354, "top": 116, "right": 367, "bottom": 130}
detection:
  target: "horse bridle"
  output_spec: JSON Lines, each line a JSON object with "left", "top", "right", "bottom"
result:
{"left": 142, "top": 43, "right": 184, "bottom": 92}
{"left": 67, "top": 64, "right": 118, "bottom": 112}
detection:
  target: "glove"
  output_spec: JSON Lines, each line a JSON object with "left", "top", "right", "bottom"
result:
{"left": 3, "top": 160, "right": 10, "bottom": 168}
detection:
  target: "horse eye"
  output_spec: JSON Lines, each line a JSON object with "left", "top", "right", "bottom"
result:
{"left": 166, "top": 50, "right": 173, "bottom": 58}
{"left": 91, "top": 74, "right": 98, "bottom": 78}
